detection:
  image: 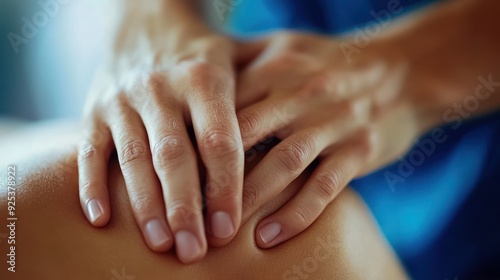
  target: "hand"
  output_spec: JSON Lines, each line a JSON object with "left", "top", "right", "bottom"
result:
{"left": 77, "top": 7, "right": 244, "bottom": 263}
{"left": 236, "top": 31, "right": 427, "bottom": 248}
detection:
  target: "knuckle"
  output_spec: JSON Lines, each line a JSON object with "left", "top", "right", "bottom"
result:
{"left": 141, "top": 72, "right": 168, "bottom": 102}
{"left": 129, "top": 68, "right": 166, "bottom": 95}
{"left": 78, "top": 143, "right": 97, "bottom": 161}
{"left": 299, "top": 75, "right": 331, "bottom": 99}
{"left": 273, "top": 137, "right": 314, "bottom": 173}
{"left": 314, "top": 170, "right": 342, "bottom": 202}
{"left": 167, "top": 197, "right": 201, "bottom": 225}
{"left": 186, "top": 61, "right": 213, "bottom": 77}
{"left": 120, "top": 139, "right": 148, "bottom": 166}
{"left": 242, "top": 182, "right": 260, "bottom": 211}
{"left": 145, "top": 72, "right": 166, "bottom": 92}
{"left": 131, "top": 194, "right": 156, "bottom": 218}
{"left": 116, "top": 92, "right": 134, "bottom": 112}
{"left": 82, "top": 123, "right": 109, "bottom": 147}
{"left": 182, "top": 62, "right": 233, "bottom": 103}
{"left": 185, "top": 61, "right": 229, "bottom": 85}
{"left": 237, "top": 111, "right": 260, "bottom": 139}
{"left": 128, "top": 71, "right": 169, "bottom": 108}
{"left": 275, "top": 145, "right": 304, "bottom": 172}
{"left": 114, "top": 90, "right": 129, "bottom": 104}
{"left": 200, "top": 130, "right": 240, "bottom": 158}
{"left": 288, "top": 204, "right": 313, "bottom": 229}
{"left": 79, "top": 181, "right": 98, "bottom": 196}
{"left": 107, "top": 98, "right": 131, "bottom": 121}
{"left": 153, "top": 134, "right": 188, "bottom": 169}
{"left": 133, "top": 71, "right": 165, "bottom": 91}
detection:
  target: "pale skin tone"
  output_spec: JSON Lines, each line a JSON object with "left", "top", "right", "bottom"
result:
{"left": 79, "top": 0, "right": 244, "bottom": 263}
{"left": 236, "top": 0, "right": 500, "bottom": 247}
{"left": 0, "top": 121, "right": 408, "bottom": 279}
{"left": 78, "top": 0, "right": 500, "bottom": 262}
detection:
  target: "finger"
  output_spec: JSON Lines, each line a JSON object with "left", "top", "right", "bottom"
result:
{"left": 255, "top": 142, "right": 365, "bottom": 248}
{"left": 241, "top": 112, "right": 359, "bottom": 223}
{"left": 78, "top": 121, "right": 113, "bottom": 227}
{"left": 236, "top": 47, "right": 310, "bottom": 110}
{"left": 235, "top": 66, "right": 272, "bottom": 111}
{"left": 237, "top": 96, "right": 302, "bottom": 150}
{"left": 110, "top": 103, "right": 174, "bottom": 253}
{"left": 135, "top": 90, "right": 207, "bottom": 263}
{"left": 241, "top": 128, "right": 326, "bottom": 222}
{"left": 235, "top": 39, "right": 278, "bottom": 110}
{"left": 187, "top": 69, "right": 244, "bottom": 247}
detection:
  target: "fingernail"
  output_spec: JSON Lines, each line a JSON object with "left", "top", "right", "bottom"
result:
{"left": 176, "top": 231, "right": 202, "bottom": 262}
{"left": 87, "top": 199, "right": 102, "bottom": 223}
{"left": 145, "top": 219, "right": 170, "bottom": 248}
{"left": 259, "top": 222, "right": 282, "bottom": 244}
{"left": 211, "top": 211, "right": 234, "bottom": 238}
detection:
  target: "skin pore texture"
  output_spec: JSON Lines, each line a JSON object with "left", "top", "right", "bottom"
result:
{"left": 0, "top": 121, "right": 407, "bottom": 279}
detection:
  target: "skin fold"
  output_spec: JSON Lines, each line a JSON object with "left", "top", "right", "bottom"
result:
{"left": 0, "top": 121, "right": 407, "bottom": 279}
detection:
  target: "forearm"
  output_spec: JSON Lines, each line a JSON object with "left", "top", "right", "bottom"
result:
{"left": 375, "top": 0, "right": 500, "bottom": 129}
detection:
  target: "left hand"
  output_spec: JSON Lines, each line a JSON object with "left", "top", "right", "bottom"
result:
{"left": 235, "top": 31, "right": 428, "bottom": 248}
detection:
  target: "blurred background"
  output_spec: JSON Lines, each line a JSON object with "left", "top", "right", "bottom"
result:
{"left": 1, "top": 1, "right": 499, "bottom": 279}
{"left": 0, "top": 0, "right": 110, "bottom": 121}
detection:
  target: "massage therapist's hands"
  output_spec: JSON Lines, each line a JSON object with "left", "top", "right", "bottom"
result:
{"left": 78, "top": 1, "right": 244, "bottom": 263}
{"left": 236, "top": 0, "right": 500, "bottom": 248}
{"left": 235, "top": 31, "right": 431, "bottom": 248}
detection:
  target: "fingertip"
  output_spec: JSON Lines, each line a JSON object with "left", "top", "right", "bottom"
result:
{"left": 175, "top": 230, "right": 207, "bottom": 264}
{"left": 86, "top": 198, "right": 110, "bottom": 227}
{"left": 144, "top": 219, "right": 174, "bottom": 253}
{"left": 204, "top": 183, "right": 243, "bottom": 245}
{"left": 256, "top": 221, "right": 284, "bottom": 249}
{"left": 211, "top": 211, "right": 235, "bottom": 239}
{"left": 206, "top": 211, "right": 240, "bottom": 247}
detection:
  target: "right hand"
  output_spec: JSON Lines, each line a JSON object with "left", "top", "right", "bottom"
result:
{"left": 77, "top": 7, "right": 244, "bottom": 263}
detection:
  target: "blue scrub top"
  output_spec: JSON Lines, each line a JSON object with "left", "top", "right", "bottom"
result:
{"left": 227, "top": 1, "right": 500, "bottom": 278}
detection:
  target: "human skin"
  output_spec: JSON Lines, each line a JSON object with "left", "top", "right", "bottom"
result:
{"left": 78, "top": 0, "right": 245, "bottom": 263}
{"left": 0, "top": 122, "right": 407, "bottom": 279}
{"left": 78, "top": 0, "right": 500, "bottom": 260}
{"left": 234, "top": 0, "right": 500, "bottom": 248}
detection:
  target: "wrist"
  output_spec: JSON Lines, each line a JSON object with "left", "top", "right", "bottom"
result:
{"left": 110, "top": 1, "right": 219, "bottom": 63}
{"left": 370, "top": 1, "right": 500, "bottom": 132}
{"left": 365, "top": 3, "right": 469, "bottom": 132}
